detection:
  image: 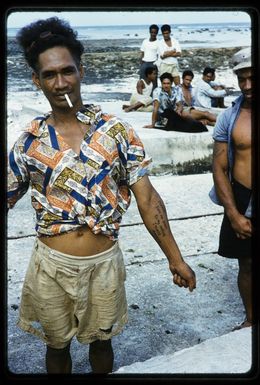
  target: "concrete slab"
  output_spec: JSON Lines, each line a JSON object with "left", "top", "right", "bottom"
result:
{"left": 8, "top": 97, "right": 219, "bottom": 173}
{"left": 115, "top": 328, "right": 252, "bottom": 374}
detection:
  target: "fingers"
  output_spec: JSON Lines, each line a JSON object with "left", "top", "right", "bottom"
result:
{"left": 173, "top": 274, "right": 195, "bottom": 291}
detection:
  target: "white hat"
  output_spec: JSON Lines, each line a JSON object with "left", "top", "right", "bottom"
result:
{"left": 232, "top": 47, "right": 252, "bottom": 72}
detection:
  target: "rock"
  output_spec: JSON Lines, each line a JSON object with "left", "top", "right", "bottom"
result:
{"left": 7, "top": 37, "right": 246, "bottom": 88}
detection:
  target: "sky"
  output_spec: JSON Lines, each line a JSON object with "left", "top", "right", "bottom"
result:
{"left": 6, "top": 9, "right": 251, "bottom": 28}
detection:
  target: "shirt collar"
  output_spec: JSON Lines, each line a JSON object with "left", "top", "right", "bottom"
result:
{"left": 231, "top": 94, "right": 244, "bottom": 107}
{"left": 24, "top": 104, "right": 103, "bottom": 137}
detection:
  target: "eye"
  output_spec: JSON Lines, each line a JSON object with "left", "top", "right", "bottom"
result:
{"left": 42, "top": 72, "right": 55, "bottom": 79}
{"left": 63, "top": 68, "right": 76, "bottom": 75}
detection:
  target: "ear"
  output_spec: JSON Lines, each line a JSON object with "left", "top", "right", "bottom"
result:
{"left": 32, "top": 72, "right": 41, "bottom": 89}
{"left": 79, "top": 63, "right": 84, "bottom": 80}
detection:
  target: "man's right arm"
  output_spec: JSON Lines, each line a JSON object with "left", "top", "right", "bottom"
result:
{"left": 212, "top": 141, "right": 252, "bottom": 239}
{"left": 143, "top": 99, "right": 160, "bottom": 128}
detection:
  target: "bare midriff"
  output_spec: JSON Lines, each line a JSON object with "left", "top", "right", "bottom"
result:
{"left": 40, "top": 225, "right": 115, "bottom": 256}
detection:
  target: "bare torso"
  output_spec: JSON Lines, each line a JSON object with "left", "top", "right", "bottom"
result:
{"left": 181, "top": 85, "right": 192, "bottom": 106}
{"left": 232, "top": 107, "right": 251, "bottom": 189}
{"left": 40, "top": 226, "right": 115, "bottom": 256}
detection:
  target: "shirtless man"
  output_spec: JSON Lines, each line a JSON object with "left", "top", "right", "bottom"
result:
{"left": 144, "top": 72, "right": 207, "bottom": 133}
{"left": 179, "top": 70, "right": 217, "bottom": 126}
{"left": 210, "top": 47, "right": 253, "bottom": 330}
{"left": 7, "top": 17, "right": 196, "bottom": 374}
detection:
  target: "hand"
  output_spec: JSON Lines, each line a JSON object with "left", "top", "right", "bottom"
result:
{"left": 229, "top": 213, "right": 252, "bottom": 239}
{"left": 169, "top": 261, "right": 196, "bottom": 292}
{"left": 175, "top": 108, "right": 183, "bottom": 116}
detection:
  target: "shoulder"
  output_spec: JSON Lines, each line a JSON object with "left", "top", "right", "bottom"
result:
{"left": 12, "top": 114, "right": 48, "bottom": 147}
{"left": 97, "top": 113, "right": 135, "bottom": 140}
{"left": 152, "top": 87, "right": 162, "bottom": 99}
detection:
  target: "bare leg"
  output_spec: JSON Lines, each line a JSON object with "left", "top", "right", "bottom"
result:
{"left": 123, "top": 102, "right": 145, "bottom": 112}
{"left": 89, "top": 339, "right": 114, "bottom": 373}
{"left": 237, "top": 257, "right": 252, "bottom": 325}
{"left": 190, "top": 109, "right": 217, "bottom": 123}
{"left": 46, "top": 343, "right": 72, "bottom": 373}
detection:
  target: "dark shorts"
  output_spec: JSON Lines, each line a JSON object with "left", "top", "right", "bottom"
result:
{"left": 218, "top": 179, "right": 252, "bottom": 259}
{"left": 161, "top": 108, "right": 208, "bottom": 133}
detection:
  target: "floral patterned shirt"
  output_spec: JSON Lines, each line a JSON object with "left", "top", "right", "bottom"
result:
{"left": 8, "top": 104, "right": 152, "bottom": 240}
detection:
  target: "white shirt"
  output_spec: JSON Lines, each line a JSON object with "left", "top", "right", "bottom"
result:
{"left": 158, "top": 38, "right": 181, "bottom": 65}
{"left": 140, "top": 38, "right": 159, "bottom": 62}
{"left": 193, "top": 79, "right": 227, "bottom": 108}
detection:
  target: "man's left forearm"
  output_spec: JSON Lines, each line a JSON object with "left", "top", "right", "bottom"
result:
{"left": 137, "top": 188, "right": 183, "bottom": 265}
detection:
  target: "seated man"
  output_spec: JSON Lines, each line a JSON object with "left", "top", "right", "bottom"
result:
{"left": 122, "top": 65, "right": 157, "bottom": 112}
{"left": 179, "top": 70, "right": 217, "bottom": 126}
{"left": 143, "top": 72, "right": 208, "bottom": 132}
{"left": 210, "top": 68, "right": 227, "bottom": 108}
{"left": 193, "top": 67, "right": 227, "bottom": 109}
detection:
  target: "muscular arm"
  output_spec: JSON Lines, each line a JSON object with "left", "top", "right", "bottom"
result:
{"left": 136, "top": 79, "right": 145, "bottom": 95}
{"left": 130, "top": 176, "right": 196, "bottom": 291}
{"left": 212, "top": 141, "right": 252, "bottom": 238}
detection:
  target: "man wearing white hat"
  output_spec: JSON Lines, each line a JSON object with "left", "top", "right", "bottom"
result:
{"left": 209, "top": 47, "right": 254, "bottom": 330}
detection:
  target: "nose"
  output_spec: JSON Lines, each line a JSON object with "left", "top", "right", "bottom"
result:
{"left": 54, "top": 73, "right": 67, "bottom": 90}
{"left": 244, "top": 78, "right": 252, "bottom": 90}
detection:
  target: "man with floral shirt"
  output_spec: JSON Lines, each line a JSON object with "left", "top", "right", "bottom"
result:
{"left": 7, "top": 17, "right": 196, "bottom": 374}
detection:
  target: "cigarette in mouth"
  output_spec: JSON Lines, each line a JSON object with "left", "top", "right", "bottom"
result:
{"left": 64, "top": 93, "right": 73, "bottom": 108}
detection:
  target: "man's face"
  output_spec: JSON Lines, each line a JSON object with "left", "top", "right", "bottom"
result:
{"left": 162, "top": 30, "right": 171, "bottom": 41}
{"left": 202, "top": 72, "right": 214, "bottom": 83}
{"left": 150, "top": 28, "right": 158, "bottom": 40}
{"left": 32, "top": 46, "right": 83, "bottom": 110}
{"left": 183, "top": 75, "right": 193, "bottom": 88}
{"left": 147, "top": 70, "right": 157, "bottom": 82}
{"left": 161, "top": 78, "right": 173, "bottom": 93}
{"left": 237, "top": 67, "right": 253, "bottom": 102}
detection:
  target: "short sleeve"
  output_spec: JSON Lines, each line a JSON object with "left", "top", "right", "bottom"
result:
{"left": 140, "top": 39, "right": 145, "bottom": 52}
{"left": 152, "top": 87, "right": 161, "bottom": 102}
{"left": 7, "top": 141, "right": 30, "bottom": 209}
{"left": 174, "top": 39, "right": 181, "bottom": 53}
{"left": 126, "top": 128, "right": 152, "bottom": 186}
{"left": 212, "top": 110, "right": 229, "bottom": 142}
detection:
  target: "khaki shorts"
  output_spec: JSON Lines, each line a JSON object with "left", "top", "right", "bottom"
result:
{"left": 159, "top": 62, "right": 179, "bottom": 78}
{"left": 129, "top": 93, "right": 153, "bottom": 111}
{"left": 17, "top": 238, "right": 128, "bottom": 349}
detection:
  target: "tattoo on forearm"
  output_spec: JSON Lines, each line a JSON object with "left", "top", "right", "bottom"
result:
{"left": 151, "top": 199, "right": 169, "bottom": 242}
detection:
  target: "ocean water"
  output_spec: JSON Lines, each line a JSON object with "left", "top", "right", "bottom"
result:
{"left": 7, "top": 22, "right": 251, "bottom": 48}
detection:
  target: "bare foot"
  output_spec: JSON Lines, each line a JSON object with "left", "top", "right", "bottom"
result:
{"left": 123, "top": 107, "right": 132, "bottom": 112}
{"left": 232, "top": 319, "right": 252, "bottom": 331}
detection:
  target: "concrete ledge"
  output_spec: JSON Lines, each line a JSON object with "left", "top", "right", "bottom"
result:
{"left": 116, "top": 328, "right": 252, "bottom": 374}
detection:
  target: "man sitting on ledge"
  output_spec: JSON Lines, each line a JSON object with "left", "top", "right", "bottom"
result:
{"left": 122, "top": 65, "right": 157, "bottom": 112}
{"left": 144, "top": 72, "right": 208, "bottom": 132}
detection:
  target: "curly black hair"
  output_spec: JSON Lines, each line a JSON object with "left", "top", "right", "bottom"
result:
{"left": 16, "top": 17, "right": 84, "bottom": 72}
{"left": 160, "top": 72, "right": 174, "bottom": 83}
